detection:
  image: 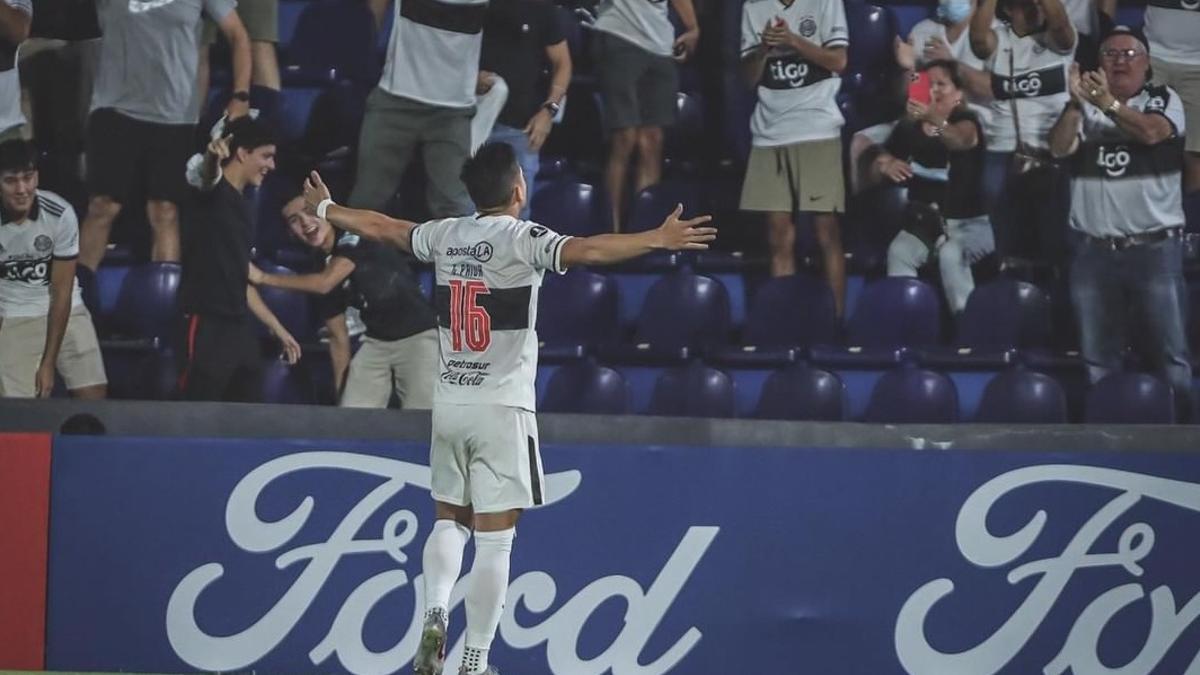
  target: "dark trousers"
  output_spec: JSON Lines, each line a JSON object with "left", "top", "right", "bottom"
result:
{"left": 982, "top": 151, "right": 1072, "bottom": 270}
{"left": 177, "top": 314, "right": 263, "bottom": 402}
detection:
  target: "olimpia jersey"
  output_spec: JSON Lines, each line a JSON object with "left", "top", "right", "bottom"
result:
{"left": 1068, "top": 84, "right": 1187, "bottom": 238}
{"left": 741, "top": 0, "right": 849, "bottom": 146}
{"left": 983, "top": 24, "right": 1075, "bottom": 152}
{"left": 1145, "top": 1, "right": 1200, "bottom": 66}
{"left": 380, "top": 0, "right": 487, "bottom": 108}
{"left": 410, "top": 214, "right": 571, "bottom": 410}
{"left": 0, "top": 190, "right": 84, "bottom": 317}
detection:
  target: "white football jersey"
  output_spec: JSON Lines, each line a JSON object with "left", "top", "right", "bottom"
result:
{"left": 982, "top": 24, "right": 1076, "bottom": 152}
{"left": 0, "top": 190, "right": 84, "bottom": 318}
{"left": 410, "top": 214, "right": 571, "bottom": 410}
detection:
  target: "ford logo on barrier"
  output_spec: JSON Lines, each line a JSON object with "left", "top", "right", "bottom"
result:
{"left": 895, "top": 465, "right": 1200, "bottom": 675}
{"left": 165, "top": 452, "right": 718, "bottom": 674}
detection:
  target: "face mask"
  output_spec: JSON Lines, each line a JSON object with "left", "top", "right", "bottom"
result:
{"left": 937, "top": 0, "right": 973, "bottom": 24}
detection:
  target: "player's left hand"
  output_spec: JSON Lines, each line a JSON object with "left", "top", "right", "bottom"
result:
{"left": 656, "top": 204, "right": 716, "bottom": 251}
{"left": 303, "top": 171, "right": 332, "bottom": 213}
{"left": 34, "top": 359, "right": 54, "bottom": 398}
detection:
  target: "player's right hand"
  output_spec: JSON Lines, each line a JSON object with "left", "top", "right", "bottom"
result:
{"left": 657, "top": 204, "right": 716, "bottom": 251}
{"left": 303, "top": 171, "right": 332, "bottom": 213}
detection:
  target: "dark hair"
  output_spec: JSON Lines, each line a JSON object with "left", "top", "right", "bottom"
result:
{"left": 461, "top": 142, "right": 520, "bottom": 211}
{"left": 921, "top": 59, "right": 964, "bottom": 91}
{"left": 59, "top": 413, "right": 107, "bottom": 435}
{"left": 0, "top": 139, "right": 37, "bottom": 175}
{"left": 225, "top": 116, "right": 278, "bottom": 162}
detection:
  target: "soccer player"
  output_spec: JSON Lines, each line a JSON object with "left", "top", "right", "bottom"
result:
{"left": 302, "top": 142, "right": 714, "bottom": 675}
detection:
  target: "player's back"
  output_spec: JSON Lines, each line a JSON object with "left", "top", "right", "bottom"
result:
{"left": 409, "top": 213, "right": 571, "bottom": 411}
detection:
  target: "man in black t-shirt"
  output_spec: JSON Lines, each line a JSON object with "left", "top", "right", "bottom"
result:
{"left": 178, "top": 117, "right": 300, "bottom": 402}
{"left": 479, "top": 0, "right": 571, "bottom": 218}
{"left": 875, "top": 60, "right": 994, "bottom": 313}
{"left": 249, "top": 195, "right": 439, "bottom": 408}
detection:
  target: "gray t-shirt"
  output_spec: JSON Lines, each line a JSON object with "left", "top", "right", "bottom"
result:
{"left": 91, "top": 0, "right": 235, "bottom": 125}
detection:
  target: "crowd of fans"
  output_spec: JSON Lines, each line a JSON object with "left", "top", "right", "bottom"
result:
{"left": 0, "top": 0, "right": 1197, "bottom": 421}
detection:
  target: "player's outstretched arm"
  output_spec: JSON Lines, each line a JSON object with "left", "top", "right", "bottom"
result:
{"left": 559, "top": 204, "right": 716, "bottom": 268}
{"left": 302, "top": 171, "right": 417, "bottom": 253}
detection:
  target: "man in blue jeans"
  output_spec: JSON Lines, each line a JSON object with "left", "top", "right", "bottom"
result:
{"left": 479, "top": 0, "right": 572, "bottom": 219}
{"left": 1049, "top": 27, "right": 1192, "bottom": 420}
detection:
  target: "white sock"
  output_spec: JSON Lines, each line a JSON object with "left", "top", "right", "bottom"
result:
{"left": 422, "top": 519, "right": 471, "bottom": 619}
{"left": 463, "top": 527, "right": 515, "bottom": 673}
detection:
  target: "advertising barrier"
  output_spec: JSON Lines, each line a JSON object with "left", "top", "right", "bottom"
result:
{"left": 44, "top": 436, "right": 1200, "bottom": 674}
{"left": 0, "top": 433, "right": 52, "bottom": 671}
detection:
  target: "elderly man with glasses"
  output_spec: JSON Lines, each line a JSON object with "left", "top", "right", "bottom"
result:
{"left": 1049, "top": 26, "right": 1193, "bottom": 421}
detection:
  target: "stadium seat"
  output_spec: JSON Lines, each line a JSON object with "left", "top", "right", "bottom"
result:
{"left": 541, "top": 360, "right": 629, "bottom": 414}
{"left": 110, "top": 263, "right": 182, "bottom": 341}
{"left": 975, "top": 369, "right": 1068, "bottom": 424}
{"left": 537, "top": 269, "right": 620, "bottom": 356}
{"left": 606, "top": 270, "right": 732, "bottom": 362}
{"left": 278, "top": 86, "right": 324, "bottom": 142}
{"left": 845, "top": 0, "right": 897, "bottom": 74}
{"left": 845, "top": 277, "right": 941, "bottom": 349}
{"left": 744, "top": 275, "right": 838, "bottom": 350}
{"left": 541, "top": 82, "right": 606, "bottom": 165}
{"left": 956, "top": 279, "right": 1053, "bottom": 353}
{"left": 530, "top": 180, "right": 609, "bottom": 237}
{"left": 277, "top": 0, "right": 307, "bottom": 58}
{"left": 864, "top": 364, "right": 959, "bottom": 423}
{"left": 1084, "top": 372, "right": 1176, "bottom": 424}
{"left": 254, "top": 264, "right": 317, "bottom": 343}
{"left": 755, "top": 364, "right": 845, "bottom": 421}
{"left": 284, "top": 0, "right": 378, "bottom": 84}
{"left": 664, "top": 91, "right": 704, "bottom": 165}
{"left": 626, "top": 181, "right": 703, "bottom": 233}
{"left": 102, "top": 342, "right": 177, "bottom": 401}
{"left": 94, "top": 264, "right": 132, "bottom": 329}
{"left": 647, "top": 363, "right": 736, "bottom": 418}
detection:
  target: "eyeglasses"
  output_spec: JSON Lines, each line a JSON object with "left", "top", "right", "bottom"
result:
{"left": 1100, "top": 48, "right": 1147, "bottom": 62}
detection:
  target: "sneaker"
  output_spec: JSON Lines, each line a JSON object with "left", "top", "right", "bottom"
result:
{"left": 413, "top": 612, "right": 447, "bottom": 675}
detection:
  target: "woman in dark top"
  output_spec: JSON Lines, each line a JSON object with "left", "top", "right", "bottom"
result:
{"left": 875, "top": 59, "right": 993, "bottom": 313}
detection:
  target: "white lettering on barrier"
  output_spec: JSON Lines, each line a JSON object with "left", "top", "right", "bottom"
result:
{"left": 895, "top": 465, "right": 1200, "bottom": 675}
{"left": 165, "top": 451, "right": 717, "bottom": 674}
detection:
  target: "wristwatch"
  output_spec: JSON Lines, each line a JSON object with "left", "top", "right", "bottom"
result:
{"left": 231, "top": 90, "right": 251, "bottom": 103}
{"left": 1104, "top": 99, "right": 1121, "bottom": 118}
{"left": 541, "top": 101, "right": 561, "bottom": 116}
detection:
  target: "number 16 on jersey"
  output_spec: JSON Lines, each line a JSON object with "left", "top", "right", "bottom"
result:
{"left": 448, "top": 279, "right": 492, "bottom": 352}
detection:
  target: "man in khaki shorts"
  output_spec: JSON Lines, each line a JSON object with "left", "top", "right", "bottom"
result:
{"left": 1144, "top": 0, "right": 1200, "bottom": 192}
{"left": 198, "top": 0, "right": 280, "bottom": 111}
{"left": 740, "top": 0, "right": 851, "bottom": 317}
{"left": 249, "top": 194, "right": 438, "bottom": 408}
{"left": 0, "top": 140, "right": 105, "bottom": 398}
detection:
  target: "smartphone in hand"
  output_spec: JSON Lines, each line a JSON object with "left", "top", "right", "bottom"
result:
{"left": 908, "top": 71, "right": 932, "bottom": 105}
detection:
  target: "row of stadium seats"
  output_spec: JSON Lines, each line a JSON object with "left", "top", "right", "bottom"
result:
{"left": 537, "top": 360, "right": 1181, "bottom": 424}
{"left": 89, "top": 263, "right": 1200, "bottom": 361}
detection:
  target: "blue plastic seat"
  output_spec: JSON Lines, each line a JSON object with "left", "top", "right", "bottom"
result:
{"left": 530, "top": 180, "right": 609, "bottom": 237}
{"left": 647, "top": 363, "right": 736, "bottom": 418}
{"left": 110, "top": 263, "right": 182, "bottom": 341}
{"left": 541, "top": 361, "right": 629, "bottom": 414}
{"left": 1084, "top": 372, "right": 1176, "bottom": 424}
{"left": 537, "top": 269, "right": 619, "bottom": 357}
{"left": 626, "top": 181, "right": 702, "bottom": 234}
{"left": 864, "top": 364, "right": 959, "bottom": 423}
{"left": 254, "top": 263, "right": 317, "bottom": 343}
{"left": 284, "top": 0, "right": 378, "bottom": 84}
{"left": 975, "top": 369, "right": 1068, "bottom": 423}
{"left": 605, "top": 270, "right": 732, "bottom": 363}
{"left": 755, "top": 364, "right": 845, "bottom": 421}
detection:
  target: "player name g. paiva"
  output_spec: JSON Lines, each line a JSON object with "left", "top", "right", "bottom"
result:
{"left": 895, "top": 465, "right": 1200, "bottom": 675}
{"left": 165, "top": 451, "right": 718, "bottom": 674}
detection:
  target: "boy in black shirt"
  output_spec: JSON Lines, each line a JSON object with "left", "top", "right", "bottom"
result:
{"left": 875, "top": 60, "right": 993, "bottom": 313}
{"left": 178, "top": 117, "right": 300, "bottom": 401}
{"left": 249, "top": 195, "right": 438, "bottom": 408}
